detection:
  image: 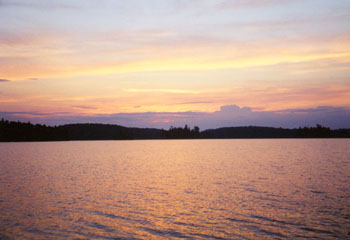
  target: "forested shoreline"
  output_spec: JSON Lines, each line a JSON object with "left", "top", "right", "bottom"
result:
{"left": 0, "top": 119, "right": 349, "bottom": 142}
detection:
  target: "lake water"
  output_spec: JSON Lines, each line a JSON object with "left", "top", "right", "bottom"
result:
{"left": 0, "top": 139, "right": 349, "bottom": 239}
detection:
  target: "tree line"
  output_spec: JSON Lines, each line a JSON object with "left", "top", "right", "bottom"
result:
{"left": 0, "top": 118, "right": 349, "bottom": 142}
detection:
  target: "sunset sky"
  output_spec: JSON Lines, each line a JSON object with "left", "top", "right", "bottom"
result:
{"left": 1, "top": 0, "right": 349, "bottom": 129}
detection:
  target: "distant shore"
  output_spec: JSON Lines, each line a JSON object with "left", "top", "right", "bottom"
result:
{"left": 1, "top": 119, "right": 349, "bottom": 142}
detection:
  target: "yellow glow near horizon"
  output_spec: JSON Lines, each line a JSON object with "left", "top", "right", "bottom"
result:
{"left": 1, "top": 38, "right": 349, "bottom": 80}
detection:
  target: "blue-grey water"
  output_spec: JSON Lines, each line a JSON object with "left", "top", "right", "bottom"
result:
{"left": 0, "top": 139, "right": 349, "bottom": 239}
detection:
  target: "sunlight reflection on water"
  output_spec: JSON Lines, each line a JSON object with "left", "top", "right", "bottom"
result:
{"left": 0, "top": 139, "right": 349, "bottom": 239}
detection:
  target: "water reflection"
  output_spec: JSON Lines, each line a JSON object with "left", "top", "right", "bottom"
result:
{"left": 0, "top": 139, "right": 349, "bottom": 239}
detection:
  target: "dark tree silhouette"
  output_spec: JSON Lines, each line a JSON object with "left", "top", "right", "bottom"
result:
{"left": 0, "top": 119, "right": 349, "bottom": 142}
{"left": 163, "top": 125, "right": 200, "bottom": 139}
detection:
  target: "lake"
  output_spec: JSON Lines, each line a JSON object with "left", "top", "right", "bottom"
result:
{"left": 0, "top": 139, "right": 349, "bottom": 239}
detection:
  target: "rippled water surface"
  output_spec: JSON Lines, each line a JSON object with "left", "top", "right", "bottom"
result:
{"left": 1, "top": 139, "right": 350, "bottom": 239}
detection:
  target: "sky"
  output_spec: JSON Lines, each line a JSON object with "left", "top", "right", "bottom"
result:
{"left": 0, "top": 0, "right": 349, "bottom": 129}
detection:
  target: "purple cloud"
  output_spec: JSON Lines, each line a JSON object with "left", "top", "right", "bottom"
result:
{"left": 200, "top": 105, "right": 350, "bottom": 130}
{"left": 73, "top": 105, "right": 97, "bottom": 110}
{"left": 1, "top": 105, "right": 349, "bottom": 129}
